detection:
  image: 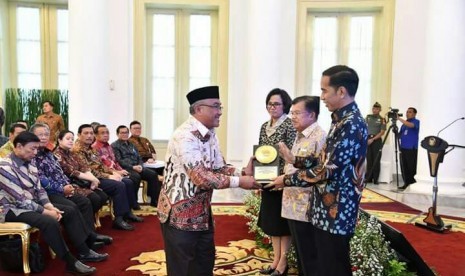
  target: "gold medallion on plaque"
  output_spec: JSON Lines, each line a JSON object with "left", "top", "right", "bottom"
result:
{"left": 255, "top": 145, "right": 278, "bottom": 164}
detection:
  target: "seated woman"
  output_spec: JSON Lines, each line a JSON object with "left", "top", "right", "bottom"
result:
{"left": 54, "top": 130, "right": 108, "bottom": 216}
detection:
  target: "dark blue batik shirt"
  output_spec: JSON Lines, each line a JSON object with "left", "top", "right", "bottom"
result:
{"left": 284, "top": 101, "right": 368, "bottom": 235}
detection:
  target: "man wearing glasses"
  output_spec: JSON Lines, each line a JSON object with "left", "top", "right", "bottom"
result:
{"left": 158, "top": 85, "right": 260, "bottom": 276}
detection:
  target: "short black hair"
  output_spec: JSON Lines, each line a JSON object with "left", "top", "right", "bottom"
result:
{"left": 78, "top": 124, "right": 93, "bottom": 134}
{"left": 9, "top": 123, "right": 27, "bottom": 134}
{"left": 42, "top": 100, "right": 54, "bottom": 107}
{"left": 13, "top": 131, "right": 40, "bottom": 147}
{"left": 116, "top": 125, "right": 129, "bottom": 134}
{"left": 292, "top": 96, "right": 320, "bottom": 119}
{"left": 265, "top": 88, "right": 293, "bottom": 114}
{"left": 94, "top": 124, "right": 108, "bottom": 134}
{"left": 322, "top": 65, "right": 359, "bottom": 97}
{"left": 130, "top": 121, "right": 141, "bottom": 128}
{"left": 408, "top": 107, "right": 417, "bottom": 114}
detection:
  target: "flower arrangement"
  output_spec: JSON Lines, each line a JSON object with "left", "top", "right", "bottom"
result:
{"left": 244, "top": 192, "right": 413, "bottom": 275}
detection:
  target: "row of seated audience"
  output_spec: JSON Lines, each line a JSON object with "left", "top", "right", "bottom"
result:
{"left": 0, "top": 120, "right": 162, "bottom": 275}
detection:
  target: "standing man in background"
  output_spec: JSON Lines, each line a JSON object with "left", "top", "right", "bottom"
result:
{"left": 158, "top": 86, "right": 259, "bottom": 276}
{"left": 398, "top": 107, "right": 420, "bottom": 190}
{"left": 36, "top": 101, "right": 65, "bottom": 144}
{"left": 365, "top": 102, "right": 386, "bottom": 184}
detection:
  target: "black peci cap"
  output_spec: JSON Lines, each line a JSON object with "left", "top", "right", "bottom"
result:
{"left": 186, "top": 86, "right": 220, "bottom": 105}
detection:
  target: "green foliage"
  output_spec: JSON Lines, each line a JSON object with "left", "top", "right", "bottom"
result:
{"left": 244, "top": 192, "right": 413, "bottom": 275}
{"left": 4, "top": 88, "right": 68, "bottom": 131}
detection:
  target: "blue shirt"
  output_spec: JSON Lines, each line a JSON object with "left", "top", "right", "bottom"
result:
{"left": 34, "top": 148, "right": 71, "bottom": 195}
{"left": 399, "top": 118, "right": 420, "bottom": 149}
{"left": 284, "top": 102, "right": 368, "bottom": 235}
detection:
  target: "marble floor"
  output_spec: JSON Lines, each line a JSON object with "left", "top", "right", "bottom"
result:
{"left": 212, "top": 177, "right": 465, "bottom": 219}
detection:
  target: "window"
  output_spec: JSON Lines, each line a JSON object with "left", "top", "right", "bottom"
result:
{"left": 296, "top": 0, "right": 394, "bottom": 130}
{"left": 146, "top": 9, "right": 218, "bottom": 141}
{"left": 9, "top": 2, "right": 68, "bottom": 89}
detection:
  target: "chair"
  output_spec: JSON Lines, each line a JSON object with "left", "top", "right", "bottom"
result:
{"left": 0, "top": 222, "right": 38, "bottom": 274}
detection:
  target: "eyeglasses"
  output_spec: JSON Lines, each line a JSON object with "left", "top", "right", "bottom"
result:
{"left": 267, "top": 102, "right": 283, "bottom": 108}
{"left": 199, "top": 104, "right": 223, "bottom": 111}
{"left": 119, "top": 131, "right": 129, "bottom": 134}
{"left": 289, "top": 111, "right": 308, "bottom": 117}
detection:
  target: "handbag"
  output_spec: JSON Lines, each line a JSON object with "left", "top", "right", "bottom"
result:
{"left": 0, "top": 237, "right": 45, "bottom": 273}
{"left": 70, "top": 177, "right": 91, "bottom": 188}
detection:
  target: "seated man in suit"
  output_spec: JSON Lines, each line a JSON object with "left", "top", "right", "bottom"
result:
{"left": 73, "top": 124, "right": 143, "bottom": 231}
{"left": 128, "top": 121, "right": 157, "bottom": 163}
{"left": 112, "top": 125, "right": 161, "bottom": 207}
{"left": 0, "top": 123, "right": 27, "bottom": 157}
{"left": 0, "top": 132, "right": 106, "bottom": 275}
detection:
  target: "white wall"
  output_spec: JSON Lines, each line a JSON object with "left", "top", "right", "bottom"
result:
{"left": 227, "top": 0, "right": 297, "bottom": 166}
{"left": 68, "top": 0, "right": 133, "bottom": 140}
{"left": 391, "top": 0, "right": 465, "bottom": 186}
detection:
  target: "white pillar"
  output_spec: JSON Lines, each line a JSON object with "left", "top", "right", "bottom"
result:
{"left": 68, "top": 0, "right": 133, "bottom": 137}
{"left": 227, "top": 0, "right": 297, "bottom": 166}
{"left": 416, "top": 0, "right": 465, "bottom": 188}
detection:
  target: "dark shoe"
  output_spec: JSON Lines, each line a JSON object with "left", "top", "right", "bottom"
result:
{"left": 133, "top": 204, "right": 141, "bottom": 210}
{"left": 270, "top": 266, "right": 288, "bottom": 276}
{"left": 113, "top": 218, "right": 135, "bottom": 231}
{"left": 398, "top": 184, "right": 409, "bottom": 190}
{"left": 78, "top": 249, "right": 108, "bottom": 262}
{"left": 125, "top": 212, "right": 144, "bottom": 223}
{"left": 373, "top": 180, "right": 379, "bottom": 185}
{"left": 66, "top": 260, "right": 96, "bottom": 275}
{"left": 259, "top": 265, "right": 275, "bottom": 274}
{"left": 95, "top": 234, "right": 113, "bottom": 245}
{"left": 90, "top": 241, "right": 105, "bottom": 251}
{"left": 150, "top": 201, "right": 158, "bottom": 207}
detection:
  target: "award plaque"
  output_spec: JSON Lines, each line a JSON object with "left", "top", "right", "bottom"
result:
{"left": 253, "top": 145, "right": 279, "bottom": 184}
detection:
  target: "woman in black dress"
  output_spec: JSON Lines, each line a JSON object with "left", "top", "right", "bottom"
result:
{"left": 258, "top": 88, "right": 296, "bottom": 275}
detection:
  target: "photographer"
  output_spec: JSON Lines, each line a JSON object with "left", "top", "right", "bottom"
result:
{"left": 365, "top": 102, "right": 386, "bottom": 184}
{"left": 398, "top": 107, "right": 420, "bottom": 190}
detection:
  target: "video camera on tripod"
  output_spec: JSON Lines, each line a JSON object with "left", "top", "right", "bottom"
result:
{"left": 387, "top": 107, "right": 403, "bottom": 120}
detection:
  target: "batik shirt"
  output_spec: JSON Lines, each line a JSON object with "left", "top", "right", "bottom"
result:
{"left": 111, "top": 139, "right": 144, "bottom": 171}
{"left": 36, "top": 112, "right": 65, "bottom": 142}
{"left": 72, "top": 140, "right": 113, "bottom": 179}
{"left": 34, "top": 148, "right": 70, "bottom": 195}
{"left": 157, "top": 116, "right": 241, "bottom": 231}
{"left": 128, "top": 136, "right": 156, "bottom": 161}
{"left": 0, "top": 154, "right": 50, "bottom": 222}
{"left": 54, "top": 146, "right": 91, "bottom": 179}
{"left": 92, "top": 140, "right": 124, "bottom": 170}
{"left": 283, "top": 102, "right": 368, "bottom": 235}
{"left": 282, "top": 122, "right": 326, "bottom": 222}
{"left": 0, "top": 141, "right": 14, "bottom": 158}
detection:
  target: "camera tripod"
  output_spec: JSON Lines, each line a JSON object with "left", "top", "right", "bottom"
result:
{"left": 366, "top": 117, "right": 403, "bottom": 189}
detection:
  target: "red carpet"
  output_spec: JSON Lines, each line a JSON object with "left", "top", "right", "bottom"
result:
{"left": 388, "top": 222, "right": 465, "bottom": 276}
{"left": 0, "top": 214, "right": 255, "bottom": 275}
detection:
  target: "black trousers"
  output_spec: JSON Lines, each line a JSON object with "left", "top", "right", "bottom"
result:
{"left": 121, "top": 177, "right": 137, "bottom": 208}
{"left": 313, "top": 226, "right": 352, "bottom": 276}
{"left": 48, "top": 194, "right": 95, "bottom": 231}
{"left": 366, "top": 138, "right": 382, "bottom": 182}
{"left": 160, "top": 222, "right": 215, "bottom": 276}
{"left": 5, "top": 202, "right": 92, "bottom": 259}
{"left": 6, "top": 210, "right": 69, "bottom": 259}
{"left": 129, "top": 168, "right": 161, "bottom": 205}
{"left": 86, "top": 188, "right": 108, "bottom": 214}
{"left": 98, "top": 178, "right": 130, "bottom": 217}
{"left": 400, "top": 148, "right": 418, "bottom": 185}
{"left": 288, "top": 219, "right": 317, "bottom": 276}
